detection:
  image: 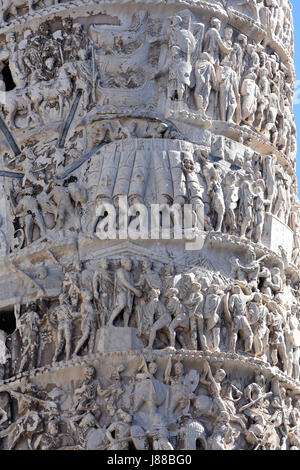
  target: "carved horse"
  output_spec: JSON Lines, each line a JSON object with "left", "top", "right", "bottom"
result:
{"left": 28, "top": 64, "right": 76, "bottom": 121}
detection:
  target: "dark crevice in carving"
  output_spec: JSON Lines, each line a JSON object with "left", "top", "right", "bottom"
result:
{"left": 0, "top": 310, "right": 15, "bottom": 335}
{"left": 2, "top": 64, "right": 15, "bottom": 92}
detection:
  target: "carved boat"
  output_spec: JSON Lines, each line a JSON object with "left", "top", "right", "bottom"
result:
{"left": 94, "top": 40, "right": 149, "bottom": 73}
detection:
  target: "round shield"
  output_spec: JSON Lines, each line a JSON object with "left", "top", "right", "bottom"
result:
{"left": 131, "top": 425, "right": 148, "bottom": 450}
{"left": 87, "top": 428, "right": 105, "bottom": 450}
{"left": 184, "top": 369, "right": 199, "bottom": 393}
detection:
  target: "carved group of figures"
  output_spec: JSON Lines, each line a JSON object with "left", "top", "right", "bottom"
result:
{"left": 0, "top": 359, "right": 300, "bottom": 450}
{"left": 0, "top": 253, "right": 298, "bottom": 380}
{"left": 2, "top": 139, "right": 298, "bottom": 264}
{"left": 0, "top": 0, "right": 293, "bottom": 53}
{"left": 0, "top": 8, "right": 295, "bottom": 162}
{"left": 1, "top": 17, "right": 94, "bottom": 127}
{"left": 231, "top": 0, "right": 293, "bottom": 49}
{"left": 157, "top": 10, "right": 295, "bottom": 160}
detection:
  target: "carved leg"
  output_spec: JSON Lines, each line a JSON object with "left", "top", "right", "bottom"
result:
{"left": 123, "top": 307, "right": 131, "bottom": 327}
{"left": 65, "top": 325, "right": 72, "bottom": 360}
{"left": 147, "top": 314, "right": 171, "bottom": 349}
{"left": 19, "top": 353, "right": 29, "bottom": 373}
{"left": 212, "top": 327, "right": 220, "bottom": 352}
{"left": 108, "top": 300, "right": 126, "bottom": 326}
{"left": 54, "top": 328, "right": 65, "bottom": 361}
{"left": 88, "top": 328, "right": 96, "bottom": 354}
{"left": 229, "top": 330, "right": 238, "bottom": 353}
{"left": 74, "top": 328, "right": 90, "bottom": 356}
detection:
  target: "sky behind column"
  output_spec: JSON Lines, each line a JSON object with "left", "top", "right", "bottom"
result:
{"left": 291, "top": 0, "right": 300, "bottom": 196}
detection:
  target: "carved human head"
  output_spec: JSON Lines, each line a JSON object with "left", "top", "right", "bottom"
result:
{"left": 208, "top": 284, "right": 220, "bottom": 295}
{"left": 232, "top": 285, "right": 242, "bottom": 295}
{"left": 254, "top": 373, "right": 265, "bottom": 388}
{"left": 84, "top": 366, "right": 96, "bottom": 380}
{"left": 253, "top": 293, "right": 262, "bottom": 304}
{"left": 255, "top": 179, "right": 265, "bottom": 195}
{"left": 98, "top": 258, "right": 108, "bottom": 270}
{"left": 246, "top": 249, "right": 256, "bottom": 263}
{"left": 148, "top": 362, "right": 158, "bottom": 375}
{"left": 121, "top": 257, "right": 132, "bottom": 271}
{"left": 163, "top": 264, "right": 174, "bottom": 276}
{"left": 215, "top": 369, "right": 226, "bottom": 383}
{"left": 165, "top": 288, "right": 178, "bottom": 298}
{"left": 237, "top": 33, "right": 247, "bottom": 46}
{"left": 141, "top": 260, "right": 151, "bottom": 271}
{"left": 224, "top": 26, "right": 233, "bottom": 40}
{"left": 191, "top": 282, "right": 201, "bottom": 293}
{"left": 271, "top": 267, "right": 281, "bottom": 276}
{"left": 148, "top": 289, "right": 160, "bottom": 301}
{"left": 210, "top": 17, "right": 221, "bottom": 31}
{"left": 174, "top": 361, "right": 184, "bottom": 376}
{"left": 182, "top": 152, "right": 194, "bottom": 172}
{"left": 82, "top": 289, "right": 92, "bottom": 301}
{"left": 183, "top": 273, "right": 194, "bottom": 287}
{"left": 246, "top": 43, "right": 255, "bottom": 54}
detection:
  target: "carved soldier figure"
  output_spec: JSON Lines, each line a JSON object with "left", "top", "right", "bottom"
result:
{"left": 105, "top": 409, "right": 134, "bottom": 450}
{"left": 165, "top": 288, "right": 189, "bottom": 349}
{"left": 210, "top": 177, "right": 225, "bottom": 232}
{"left": 62, "top": 261, "right": 82, "bottom": 311}
{"left": 287, "top": 305, "right": 300, "bottom": 381}
{"left": 74, "top": 290, "right": 99, "bottom": 356}
{"left": 47, "top": 182, "right": 79, "bottom": 231}
{"left": 268, "top": 301, "right": 288, "bottom": 372}
{"left": 73, "top": 366, "right": 104, "bottom": 415}
{"left": 49, "top": 294, "right": 74, "bottom": 362}
{"left": 0, "top": 330, "right": 10, "bottom": 380}
{"left": 247, "top": 293, "right": 271, "bottom": 358}
{"left": 238, "top": 181, "right": 255, "bottom": 239}
{"left": 108, "top": 258, "right": 142, "bottom": 327}
{"left": 203, "top": 284, "right": 222, "bottom": 352}
{"left": 93, "top": 258, "right": 114, "bottom": 326}
{"left": 216, "top": 56, "right": 240, "bottom": 124}
{"left": 11, "top": 187, "right": 47, "bottom": 245}
{"left": 184, "top": 281, "right": 205, "bottom": 351}
{"left": 203, "top": 17, "right": 232, "bottom": 65}
{"left": 240, "top": 72, "right": 260, "bottom": 126}
{"left": 253, "top": 179, "right": 270, "bottom": 244}
{"left": 207, "top": 411, "right": 234, "bottom": 450}
{"left": 232, "top": 33, "right": 247, "bottom": 79}
{"left": 15, "top": 303, "right": 41, "bottom": 373}
{"left": 222, "top": 171, "right": 239, "bottom": 234}
{"left": 226, "top": 286, "right": 254, "bottom": 353}
{"left": 194, "top": 53, "right": 217, "bottom": 114}
{"left": 137, "top": 289, "right": 163, "bottom": 345}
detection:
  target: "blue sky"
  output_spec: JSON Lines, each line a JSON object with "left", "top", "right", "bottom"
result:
{"left": 292, "top": 0, "right": 300, "bottom": 195}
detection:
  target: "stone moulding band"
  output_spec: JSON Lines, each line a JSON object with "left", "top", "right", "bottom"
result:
{"left": 3, "top": 349, "right": 300, "bottom": 394}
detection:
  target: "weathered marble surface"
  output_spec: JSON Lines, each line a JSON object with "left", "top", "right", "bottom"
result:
{"left": 0, "top": 0, "right": 298, "bottom": 451}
